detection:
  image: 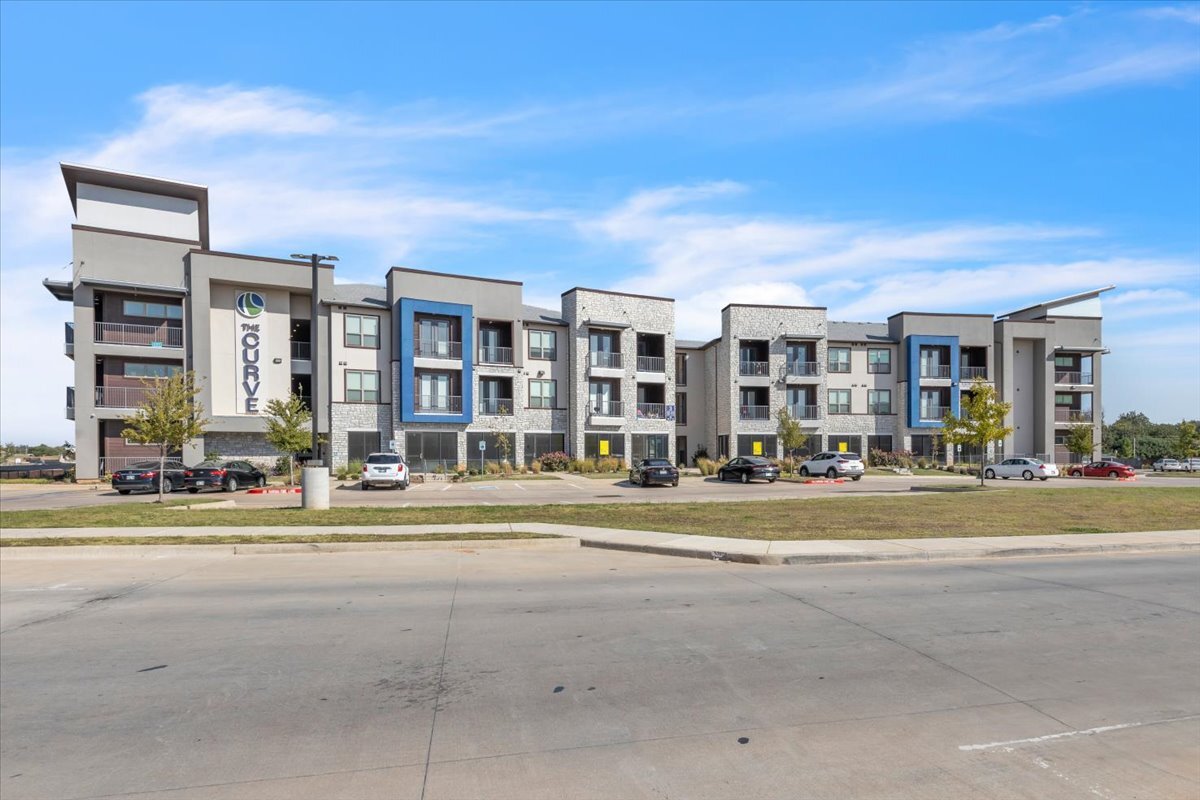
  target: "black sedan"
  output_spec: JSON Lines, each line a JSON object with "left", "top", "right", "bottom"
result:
{"left": 184, "top": 460, "right": 267, "bottom": 493}
{"left": 629, "top": 458, "right": 679, "bottom": 487}
{"left": 112, "top": 460, "right": 188, "bottom": 494}
{"left": 717, "top": 456, "right": 780, "bottom": 484}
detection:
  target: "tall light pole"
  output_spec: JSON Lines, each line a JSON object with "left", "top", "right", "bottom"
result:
{"left": 291, "top": 253, "right": 338, "bottom": 465}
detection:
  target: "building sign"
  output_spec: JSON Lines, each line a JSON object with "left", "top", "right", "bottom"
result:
{"left": 235, "top": 291, "right": 267, "bottom": 414}
{"left": 752, "top": 441, "right": 763, "bottom": 456}
{"left": 599, "top": 439, "right": 610, "bottom": 456}
{"left": 838, "top": 441, "right": 848, "bottom": 452}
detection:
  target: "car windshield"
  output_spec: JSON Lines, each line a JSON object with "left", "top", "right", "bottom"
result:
{"left": 127, "top": 461, "right": 161, "bottom": 470}
{"left": 643, "top": 459, "right": 672, "bottom": 467}
{"left": 838, "top": 453, "right": 861, "bottom": 460}
{"left": 193, "top": 461, "right": 225, "bottom": 468}
{"left": 744, "top": 457, "right": 772, "bottom": 465}
{"left": 1028, "top": 459, "right": 1045, "bottom": 465}
{"left": 367, "top": 454, "right": 402, "bottom": 464}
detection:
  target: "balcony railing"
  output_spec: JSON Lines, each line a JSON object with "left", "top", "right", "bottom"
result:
{"left": 64, "top": 322, "right": 75, "bottom": 356}
{"left": 961, "top": 366, "right": 988, "bottom": 380}
{"left": 478, "top": 346, "right": 514, "bottom": 365}
{"left": 1055, "top": 408, "right": 1094, "bottom": 422}
{"left": 920, "top": 365, "right": 951, "bottom": 379}
{"left": 590, "top": 351, "right": 624, "bottom": 369}
{"left": 1055, "top": 371, "right": 1093, "bottom": 385}
{"left": 95, "top": 386, "right": 153, "bottom": 408}
{"left": 636, "top": 402, "right": 666, "bottom": 419}
{"left": 739, "top": 405, "right": 771, "bottom": 420}
{"left": 478, "top": 397, "right": 515, "bottom": 415}
{"left": 788, "top": 404, "right": 820, "bottom": 420}
{"left": 919, "top": 405, "right": 949, "bottom": 420}
{"left": 416, "top": 395, "right": 462, "bottom": 414}
{"left": 786, "top": 361, "right": 820, "bottom": 377}
{"left": 414, "top": 340, "right": 462, "bottom": 359}
{"left": 636, "top": 355, "right": 665, "bottom": 373}
{"left": 66, "top": 386, "right": 75, "bottom": 420}
{"left": 589, "top": 401, "right": 624, "bottom": 417}
{"left": 95, "top": 321, "right": 183, "bottom": 349}
{"left": 739, "top": 361, "right": 770, "bottom": 377}
{"left": 290, "top": 341, "right": 311, "bottom": 360}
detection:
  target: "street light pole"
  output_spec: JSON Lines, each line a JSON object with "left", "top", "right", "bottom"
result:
{"left": 290, "top": 253, "right": 338, "bottom": 466}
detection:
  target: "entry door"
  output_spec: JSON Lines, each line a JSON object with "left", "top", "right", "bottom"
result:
{"left": 420, "top": 373, "right": 450, "bottom": 410}
{"left": 676, "top": 435, "right": 688, "bottom": 466}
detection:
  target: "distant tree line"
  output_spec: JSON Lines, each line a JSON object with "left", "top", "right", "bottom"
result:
{"left": 0, "top": 442, "right": 74, "bottom": 461}
{"left": 1103, "top": 413, "right": 1199, "bottom": 461}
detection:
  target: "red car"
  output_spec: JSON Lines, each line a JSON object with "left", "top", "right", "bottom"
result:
{"left": 1067, "top": 461, "right": 1136, "bottom": 479}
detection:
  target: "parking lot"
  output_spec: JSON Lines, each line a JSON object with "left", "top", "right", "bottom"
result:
{"left": 3, "top": 471, "right": 1197, "bottom": 511}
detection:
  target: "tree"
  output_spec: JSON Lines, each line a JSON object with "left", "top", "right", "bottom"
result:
{"left": 941, "top": 378, "right": 1014, "bottom": 486}
{"left": 495, "top": 429, "right": 512, "bottom": 465}
{"left": 121, "top": 371, "right": 208, "bottom": 502}
{"left": 60, "top": 441, "right": 76, "bottom": 461}
{"left": 776, "top": 405, "right": 808, "bottom": 476}
{"left": 1064, "top": 418, "right": 1096, "bottom": 463}
{"left": 1179, "top": 421, "right": 1200, "bottom": 459}
{"left": 263, "top": 393, "right": 312, "bottom": 486}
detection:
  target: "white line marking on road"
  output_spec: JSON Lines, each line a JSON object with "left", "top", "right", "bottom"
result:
{"left": 441, "top": 483, "right": 454, "bottom": 492}
{"left": 402, "top": 502, "right": 411, "bottom": 508}
{"left": 512, "top": 483, "right": 527, "bottom": 491}
{"left": 9, "top": 584, "right": 86, "bottom": 592}
{"left": 958, "top": 714, "right": 1200, "bottom": 751}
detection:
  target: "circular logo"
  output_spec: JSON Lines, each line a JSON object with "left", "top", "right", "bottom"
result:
{"left": 236, "top": 291, "right": 266, "bottom": 318}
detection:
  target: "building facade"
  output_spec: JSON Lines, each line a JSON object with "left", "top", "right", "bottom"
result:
{"left": 46, "top": 164, "right": 1109, "bottom": 478}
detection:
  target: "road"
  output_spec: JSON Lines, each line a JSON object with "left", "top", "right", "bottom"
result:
{"left": 4, "top": 472, "right": 1197, "bottom": 511}
{"left": 1, "top": 549, "right": 1197, "bottom": 799}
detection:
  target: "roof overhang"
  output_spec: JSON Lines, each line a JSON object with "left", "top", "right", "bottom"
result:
{"left": 61, "top": 162, "right": 210, "bottom": 249}
{"left": 583, "top": 319, "right": 631, "bottom": 330}
{"left": 782, "top": 332, "right": 824, "bottom": 340}
{"left": 79, "top": 277, "right": 188, "bottom": 296}
{"left": 42, "top": 279, "right": 73, "bottom": 302}
{"left": 998, "top": 285, "right": 1115, "bottom": 320}
{"left": 1054, "top": 345, "right": 1108, "bottom": 353}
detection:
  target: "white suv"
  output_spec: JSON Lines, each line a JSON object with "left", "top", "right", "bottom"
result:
{"left": 361, "top": 453, "right": 409, "bottom": 490}
{"left": 797, "top": 451, "right": 865, "bottom": 480}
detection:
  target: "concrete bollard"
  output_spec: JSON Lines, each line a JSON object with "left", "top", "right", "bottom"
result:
{"left": 301, "top": 467, "right": 330, "bottom": 510}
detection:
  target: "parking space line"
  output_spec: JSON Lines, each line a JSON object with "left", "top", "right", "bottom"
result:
{"left": 441, "top": 483, "right": 454, "bottom": 492}
{"left": 512, "top": 483, "right": 527, "bottom": 491}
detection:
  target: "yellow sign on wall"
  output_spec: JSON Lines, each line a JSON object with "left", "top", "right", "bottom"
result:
{"left": 599, "top": 439, "right": 610, "bottom": 456}
{"left": 753, "top": 441, "right": 763, "bottom": 456}
{"left": 838, "top": 441, "right": 848, "bottom": 452}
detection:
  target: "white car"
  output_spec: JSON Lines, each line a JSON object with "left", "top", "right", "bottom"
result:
{"left": 983, "top": 458, "right": 1059, "bottom": 481}
{"left": 797, "top": 451, "right": 865, "bottom": 480}
{"left": 1152, "top": 458, "right": 1185, "bottom": 472}
{"left": 361, "top": 452, "right": 409, "bottom": 490}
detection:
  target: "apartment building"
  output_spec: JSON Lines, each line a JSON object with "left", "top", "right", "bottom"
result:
{"left": 45, "top": 164, "right": 1109, "bottom": 478}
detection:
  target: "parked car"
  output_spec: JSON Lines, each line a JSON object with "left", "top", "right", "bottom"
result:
{"left": 361, "top": 452, "right": 409, "bottom": 490}
{"left": 629, "top": 458, "right": 679, "bottom": 487}
{"left": 112, "top": 460, "right": 187, "bottom": 494}
{"left": 1187, "top": 458, "right": 1200, "bottom": 472}
{"left": 1067, "top": 461, "right": 1136, "bottom": 479}
{"left": 184, "top": 460, "right": 267, "bottom": 492}
{"left": 1152, "top": 458, "right": 1186, "bottom": 472}
{"left": 717, "top": 456, "right": 780, "bottom": 484}
{"left": 983, "top": 458, "right": 1059, "bottom": 481}
{"left": 797, "top": 451, "right": 865, "bottom": 480}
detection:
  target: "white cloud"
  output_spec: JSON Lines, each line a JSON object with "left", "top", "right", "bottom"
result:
{"left": 1138, "top": 6, "right": 1200, "bottom": 25}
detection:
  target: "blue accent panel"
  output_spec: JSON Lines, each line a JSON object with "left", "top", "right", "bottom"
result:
{"left": 398, "top": 297, "right": 473, "bottom": 424}
{"left": 905, "top": 335, "right": 960, "bottom": 428}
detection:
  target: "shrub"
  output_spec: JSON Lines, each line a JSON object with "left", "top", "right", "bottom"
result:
{"left": 485, "top": 460, "right": 501, "bottom": 475}
{"left": 531, "top": 459, "right": 543, "bottom": 474}
{"left": 539, "top": 451, "right": 570, "bottom": 472}
{"left": 692, "top": 446, "right": 709, "bottom": 466}
{"left": 917, "top": 459, "right": 929, "bottom": 470}
{"left": 502, "top": 462, "right": 514, "bottom": 477}
{"left": 335, "top": 460, "right": 363, "bottom": 481}
{"left": 433, "top": 464, "right": 446, "bottom": 474}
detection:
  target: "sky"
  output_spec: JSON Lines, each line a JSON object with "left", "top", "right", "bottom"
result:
{"left": 1, "top": 0, "right": 1198, "bottom": 443}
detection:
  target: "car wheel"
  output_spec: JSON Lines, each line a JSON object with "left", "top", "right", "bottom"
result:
{"left": 826, "top": 468, "right": 837, "bottom": 479}
{"left": 400, "top": 480, "right": 409, "bottom": 490}
{"left": 117, "top": 489, "right": 130, "bottom": 495}
{"left": 1039, "top": 477, "right": 1049, "bottom": 481}
{"left": 851, "top": 475, "right": 862, "bottom": 481}
{"left": 257, "top": 476, "right": 266, "bottom": 488}
{"left": 740, "top": 472, "right": 750, "bottom": 484}
{"left": 162, "top": 478, "right": 174, "bottom": 493}
{"left": 1002, "top": 476, "right": 1010, "bottom": 480}
{"left": 187, "top": 488, "right": 199, "bottom": 494}
{"left": 226, "top": 477, "right": 239, "bottom": 492}
{"left": 1022, "top": 470, "right": 1033, "bottom": 481}
{"left": 717, "top": 471, "right": 724, "bottom": 481}
{"left": 361, "top": 482, "right": 369, "bottom": 491}
{"left": 799, "top": 467, "right": 809, "bottom": 477}
{"left": 1070, "top": 470, "right": 1080, "bottom": 477}
{"left": 1108, "top": 471, "right": 1118, "bottom": 478}
{"left": 672, "top": 481, "right": 678, "bottom": 488}
{"left": 984, "top": 469, "right": 995, "bottom": 479}
{"left": 768, "top": 478, "right": 776, "bottom": 484}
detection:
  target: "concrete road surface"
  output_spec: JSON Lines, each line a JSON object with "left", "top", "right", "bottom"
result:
{"left": 1, "top": 549, "right": 1197, "bottom": 799}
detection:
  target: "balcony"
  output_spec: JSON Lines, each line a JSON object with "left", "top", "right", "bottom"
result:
{"left": 290, "top": 341, "right": 311, "bottom": 360}
{"left": 414, "top": 340, "right": 462, "bottom": 360}
{"left": 415, "top": 395, "right": 462, "bottom": 414}
{"left": 95, "top": 321, "right": 183, "bottom": 349}
{"left": 1055, "top": 371, "right": 1093, "bottom": 385}
{"left": 478, "top": 346, "right": 514, "bottom": 365}
{"left": 478, "top": 397, "right": 515, "bottom": 416}
{"left": 635, "top": 355, "right": 665, "bottom": 373}
{"left": 64, "top": 322, "right": 75, "bottom": 357}
{"left": 961, "top": 366, "right": 988, "bottom": 380}
{"left": 636, "top": 402, "right": 667, "bottom": 419}
{"left": 786, "top": 361, "right": 820, "bottom": 377}
{"left": 739, "top": 405, "right": 771, "bottom": 421}
{"left": 95, "top": 386, "right": 152, "bottom": 408}
{"left": 589, "top": 400, "right": 624, "bottom": 418}
{"left": 590, "top": 351, "right": 624, "bottom": 369}
{"left": 66, "top": 386, "right": 75, "bottom": 420}
{"left": 788, "top": 404, "right": 820, "bottom": 420}
{"left": 920, "top": 365, "right": 951, "bottom": 379}
{"left": 1055, "top": 408, "right": 1094, "bottom": 423}
{"left": 919, "top": 405, "right": 949, "bottom": 421}
{"left": 739, "top": 361, "right": 770, "bottom": 377}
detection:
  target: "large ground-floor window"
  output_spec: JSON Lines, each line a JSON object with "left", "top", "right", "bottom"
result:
{"left": 717, "top": 435, "right": 729, "bottom": 458}
{"left": 910, "top": 434, "right": 947, "bottom": 463}
{"left": 737, "top": 434, "right": 777, "bottom": 458}
{"left": 466, "top": 432, "right": 508, "bottom": 464}
{"left": 867, "top": 435, "right": 893, "bottom": 454}
{"left": 826, "top": 435, "right": 862, "bottom": 456}
{"left": 584, "top": 433, "right": 625, "bottom": 460}
{"left": 524, "top": 433, "right": 566, "bottom": 466}
{"left": 676, "top": 435, "right": 688, "bottom": 466}
{"left": 405, "top": 431, "right": 458, "bottom": 472}
{"left": 631, "top": 434, "right": 669, "bottom": 462}
{"left": 348, "top": 431, "right": 381, "bottom": 464}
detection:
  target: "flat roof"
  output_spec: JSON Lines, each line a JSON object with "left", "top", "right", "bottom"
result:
{"left": 328, "top": 282, "right": 388, "bottom": 308}
{"left": 827, "top": 321, "right": 895, "bottom": 343}
{"left": 722, "top": 303, "right": 826, "bottom": 312}
{"left": 562, "top": 286, "right": 674, "bottom": 302}
{"left": 522, "top": 304, "right": 568, "bottom": 326}
{"left": 886, "top": 311, "right": 994, "bottom": 319}
{"left": 188, "top": 249, "right": 334, "bottom": 269}
{"left": 61, "top": 162, "right": 210, "bottom": 249}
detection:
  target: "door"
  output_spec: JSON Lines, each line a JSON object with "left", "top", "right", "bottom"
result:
{"left": 420, "top": 373, "right": 450, "bottom": 411}
{"left": 420, "top": 318, "right": 452, "bottom": 357}
{"left": 676, "top": 435, "right": 688, "bottom": 467}
{"left": 589, "top": 382, "right": 613, "bottom": 414}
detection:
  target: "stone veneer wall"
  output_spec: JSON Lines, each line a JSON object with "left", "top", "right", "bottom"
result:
{"left": 331, "top": 402, "right": 394, "bottom": 466}
{"left": 201, "top": 432, "right": 281, "bottom": 470}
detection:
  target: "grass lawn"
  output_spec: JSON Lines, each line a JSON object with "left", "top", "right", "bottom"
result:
{"left": 1, "top": 531, "right": 554, "bottom": 547}
{"left": 0, "top": 478, "right": 63, "bottom": 485}
{"left": 3, "top": 487, "right": 1197, "bottom": 540}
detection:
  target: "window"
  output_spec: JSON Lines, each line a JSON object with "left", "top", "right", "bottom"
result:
{"left": 348, "top": 431, "right": 381, "bottom": 463}
{"left": 827, "top": 435, "right": 860, "bottom": 455}
{"left": 529, "top": 330, "right": 557, "bottom": 360}
{"left": 404, "top": 431, "right": 458, "bottom": 472}
{"left": 345, "top": 370, "right": 380, "bottom": 403}
{"left": 1055, "top": 394, "right": 1074, "bottom": 406}
{"left": 828, "top": 389, "right": 850, "bottom": 414}
{"left": 632, "top": 434, "right": 670, "bottom": 462}
{"left": 867, "top": 389, "right": 892, "bottom": 414}
{"left": 737, "top": 435, "right": 777, "bottom": 458}
{"left": 676, "top": 353, "right": 688, "bottom": 386}
{"left": 584, "top": 433, "right": 625, "bottom": 459}
{"left": 524, "top": 433, "right": 566, "bottom": 466}
{"left": 828, "top": 347, "right": 851, "bottom": 373}
{"left": 676, "top": 392, "right": 687, "bottom": 425}
{"left": 1054, "top": 354, "right": 1074, "bottom": 368}
{"left": 467, "top": 433, "right": 506, "bottom": 463}
{"left": 868, "top": 435, "right": 893, "bottom": 454}
{"left": 717, "top": 435, "right": 730, "bottom": 458}
{"left": 345, "top": 314, "right": 380, "bottom": 348}
{"left": 123, "top": 363, "right": 181, "bottom": 379}
{"left": 867, "top": 349, "right": 891, "bottom": 373}
{"left": 123, "top": 300, "right": 183, "bottom": 319}
{"left": 529, "top": 379, "right": 557, "bottom": 409}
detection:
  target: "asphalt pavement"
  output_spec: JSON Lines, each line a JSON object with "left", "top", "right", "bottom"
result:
{"left": 1, "top": 548, "right": 1197, "bottom": 799}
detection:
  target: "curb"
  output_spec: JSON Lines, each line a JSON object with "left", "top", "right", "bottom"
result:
{"left": 0, "top": 538, "right": 580, "bottom": 559}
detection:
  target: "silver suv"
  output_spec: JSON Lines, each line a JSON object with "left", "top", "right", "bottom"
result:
{"left": 797, "top": 451, "right": 865, "bottom": 480}
{"left": 361, "top": 453, "right": 409, "bottom": 490}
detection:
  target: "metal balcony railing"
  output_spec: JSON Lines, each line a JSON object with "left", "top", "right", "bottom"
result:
{"left": 788, "top": 404, "right": 820, "bottom": 420}
{"left": 64, "top": 322, "right": 75, "bottom": 356}
{"left": 739, "top": 405, "right": 771, "bottom": 420}
{"left": 416, "top": 395, "right": 462, "bottom": 414}
{"left": 478, "top": 397, "right": 515, "bottom": 415}
{"left": 961, "top": 366, "right": 988, "bottom": 380}
{"left": 478, "top": 346, "right": 514, "bottom": 365}
{"left": 919, "top": 405, "right": 949, "bottom": 420}
{"left": 590, "top": 351, "right": 624, "bottom": 369}
{"left": 414, "top": 340, "right": 462, "bottom": 359}
{"left": 636, "top": 403, "right": 666, "bottom": 419}
{"left": 1055, "top": 408, "right": 1094, "bottom": 422}
{"left": 95, "top": 321, "right": 183, "bottom": 348}
{"left": 1055, "top": 371, "right": 1093, "bottom": 385}
{"left": 786, "top": 361, "right": 820, "bottom": 377}
{"left": 95, "top": 386, "right": 153, "bottom": 408}
{"left": 920, "top": 365, "right": 951, "bottom": 379}
{"left": 291, "top": 341, "right": 311, "bottom": 360}
{"left": 739, "top": 361, "right": 770, "bottom": 377}
{"left": 636, "top": 355, "right": 665, "bottom": 373}
{"left": 590, "top": 401, "right": 624, "bottom": 417}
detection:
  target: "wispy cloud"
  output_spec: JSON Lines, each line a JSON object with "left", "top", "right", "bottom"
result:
{"left": 1138, "top": 5, "right": 1200, "bottom": 25}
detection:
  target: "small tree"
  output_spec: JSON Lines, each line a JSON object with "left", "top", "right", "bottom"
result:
{"left": 121, "top": 371, "right": 208, "bottom": 502}
{"left": 1178, "top": 421, "right": 1199, "bottom": 459}
{"left": 941, "top": 379, "right": 1014, "bottom": 486}
{"left": 776, "top": 405, "right": 808, "bottom": 476}
{"left": 60, "top": 441, "right": 76, "bottom": 461}
{"left": 263, "top": 393, "right": 312, "bottom": 486}
{"left": 1064, "top": 418, "right": 1096, "bottom": 464}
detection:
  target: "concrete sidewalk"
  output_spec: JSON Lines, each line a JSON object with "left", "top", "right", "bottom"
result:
{"left": 2, "top": 522, "right": 1197, "bottom": 564}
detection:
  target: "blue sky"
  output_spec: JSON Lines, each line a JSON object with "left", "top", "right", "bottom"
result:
{"left": 2, "top": 1, "right": 1198, "bottom": 442}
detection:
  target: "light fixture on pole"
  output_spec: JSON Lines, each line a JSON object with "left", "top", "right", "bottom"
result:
{"left": 290, "top": 253, "right": 338, "bottom": 466}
